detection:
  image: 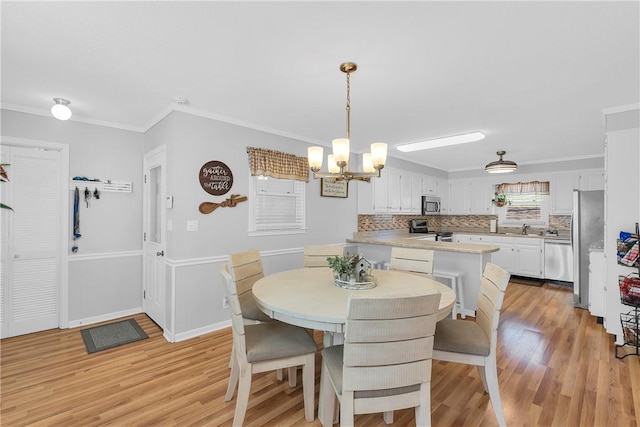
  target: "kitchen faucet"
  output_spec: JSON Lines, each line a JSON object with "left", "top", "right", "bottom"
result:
{"left": 522, "top": 224, "right": 530, "bottom": 235}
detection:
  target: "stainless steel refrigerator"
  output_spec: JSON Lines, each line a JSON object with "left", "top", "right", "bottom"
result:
{"left": 571, "top": 190, "right": 605, "bottom": 308}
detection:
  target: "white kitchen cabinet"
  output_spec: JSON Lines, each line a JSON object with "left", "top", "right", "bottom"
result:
{"left": 469, "top": 180, "right": 493, "bottom": 214}
{"left": 448, "top": 180, "right": 470, "bottom": 214}
{"left": 400, "top": 172, "right": 413, "bottom": 212}
{"left": 400, "top": 172, "right": 423, "bottom": 214}
{"left": 422, "top": 175, "right": 438, "bottom": 196}
{"left": 453, "top": 234, "right": 472, "bottom": 244}
{"left": 515, "top": 238, "right": 544, "bottom": 278}
{"left": 580, "top": 169, "right": 605, "bottom": 191}
{"left": 439, "top": 178, "right": 449, "bottom": 214}
{"left": 454, "top": 233, "right": 542, "bottom": 278}
{"left": 490, "top": 237, "right": 516, "bottom": 272}
{"left": 588, "top": 249, "right": 605, "bottom": 318}
{"left": 371, "top": 168, "right": 421, "bottom": 214}
{"left": 387, "top": 169, "right": 402, "bottom": 212}
{"left": 604, "top": 123, "right": 639, "bottom": 342}
{"left": 372, "top": 168, "right": 389, "bottom": 212}
{"left": 411, "top": 174, "right": 423, "bottom": 213}
{"left": 551, "top": 171, "right": 579, "bottom": 214}
{"left": 448, "top": 179, "right": 492, "bottom": 214}
{"left": 485, "top": 235, "right": 543, "bottom": 278}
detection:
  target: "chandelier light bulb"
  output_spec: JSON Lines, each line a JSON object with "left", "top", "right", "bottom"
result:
{"left": 307, "top": 146, "right": 324, "bottom": 171}
{"left": 327, "top": 155, "right": 341, "bottom": 173}
{"left": 51, "top": 98, "right": 72, "bottom": 120}
{"left": 362, "top": 153, "right": 375, "bottom": 173}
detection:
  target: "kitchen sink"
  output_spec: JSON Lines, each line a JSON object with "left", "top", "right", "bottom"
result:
{"left": 502, "top": 232, "right": 541, "bottom": 236}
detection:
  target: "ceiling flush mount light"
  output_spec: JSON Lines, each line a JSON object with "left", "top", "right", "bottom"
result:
{"left": 485, "top": 150, "right": 518, "bottom": 174}
{"left": 396, "top": 131, "right": 485, "bottom": 152}
{"left": 51, "top": 98, "right": 72, "bottom": 120}
{"left": 307, "top": 62, "right": 387, "bottom": 183}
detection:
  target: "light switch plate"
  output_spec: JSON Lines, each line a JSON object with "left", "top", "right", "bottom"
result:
{"left": 187, "top": 220, "right": 199, "bottom": 232}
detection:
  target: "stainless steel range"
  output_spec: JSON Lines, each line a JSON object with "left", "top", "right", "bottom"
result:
{"left": 409, "top": 220, "right": 452, "bottom": 242}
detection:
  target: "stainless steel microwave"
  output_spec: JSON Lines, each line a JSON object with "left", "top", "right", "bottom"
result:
{"left": 422, "top": 196, "right": 441, "bottom": 214}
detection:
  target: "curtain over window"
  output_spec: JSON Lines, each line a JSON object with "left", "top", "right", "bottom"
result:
{"left": 497, "top": 181, "right": 550, "bottom": 225}
{"left": 246, "top": 147, "right": 309, "bottom": 183}
{"left": 496, "top": 181, "right": 550, "bottom": 195}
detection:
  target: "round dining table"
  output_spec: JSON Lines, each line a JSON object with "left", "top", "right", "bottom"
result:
{"left": 253, "top": 267, "right": 457, "bottom": 346}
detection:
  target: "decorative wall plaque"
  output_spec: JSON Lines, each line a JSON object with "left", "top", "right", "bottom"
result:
{"left": 320, "top": 178, "right": 348, "bottom": 198}
{"left": 199, "top": 161, "right": 233, "bottom": 195}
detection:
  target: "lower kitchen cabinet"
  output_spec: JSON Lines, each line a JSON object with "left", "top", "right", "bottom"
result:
{"left": 455, "top": 234, "right": 544, "bottom": 278}
{"left": 514, "top": 239, "right": 544, "bottom": 278}
{"left": 490, "top": 237, "right": 516, "bottom": 272}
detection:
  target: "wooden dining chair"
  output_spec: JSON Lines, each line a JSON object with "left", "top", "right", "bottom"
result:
{"left": 221, "top": 264, "right": 317, "bottom": 426}
{"left": 318, "top": 291, "right": 441, "bottom": 427}
{"left": 432, "top": 262, "right": 511, "bottom": 427}
{"left": 229, "top": 249, "right": 293, "bottom": 383}
{"left": 228, "top": 249, "right": 273, "bottom": 323}
{"left": 388, "top": 247, "right": 434, "bottom": 278}
{"left": 303, "top": 245, "right": 344, "bottom": 268}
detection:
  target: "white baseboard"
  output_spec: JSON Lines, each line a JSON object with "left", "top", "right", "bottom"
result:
{"left": 67, "top": 307, "right": 142, "bottom": 329}
{"left": 172, "top": 319, "right": 231, "bottom": 343}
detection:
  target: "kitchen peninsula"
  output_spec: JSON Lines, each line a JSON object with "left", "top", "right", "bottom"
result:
{"left": 347, "top": 231, "right": 499, "bottom": 318}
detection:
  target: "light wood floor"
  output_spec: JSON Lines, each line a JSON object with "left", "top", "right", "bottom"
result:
{"left": 2, "top": 281, "right": 639, "bottom": 426}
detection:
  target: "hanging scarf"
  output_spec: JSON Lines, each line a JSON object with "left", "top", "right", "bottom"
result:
{"left": 73, "top": 187, "right": 81, "bottom": 239}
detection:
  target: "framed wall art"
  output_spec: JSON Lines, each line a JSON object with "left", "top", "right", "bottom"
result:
{"left": 320, "top": 178, "right": 348, "bottom": 198}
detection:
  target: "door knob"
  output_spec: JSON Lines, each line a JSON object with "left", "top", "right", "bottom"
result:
{"left": 156, "top": 250, "right": 164, "bottom": 256}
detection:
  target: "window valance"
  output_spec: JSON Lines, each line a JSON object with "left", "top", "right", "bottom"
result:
{"left": 246, "top": 147, "right": 309, "bottom": 183}
{"left": 497, "top": 181, "right": 550, "bottom": 195}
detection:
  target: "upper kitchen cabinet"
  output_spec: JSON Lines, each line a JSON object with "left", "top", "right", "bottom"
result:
{"left": 447, "top": 179, "right": 492, "bottom": 214}
{"left": 579, "top": 169, "right": 605, "bottom": 191}
{"left": 551, "top": 171, "right": 579, "bottom": 214}
{"left": 408, "top": 173, "right": 424, "bottom": 213}
{"left": 359, "top": 167, "right": 445, "bottom": 214}
{"left": 422, "top": 175, "right": 439, "bottom": 196}
{"left": 369, "top": 168, "right": 420, "bottom": 214}
{"left": 387, "top": 169, "right": 402, "bottom": 213}
{"left": 469, "top": 179, "right": 493, "bottom": 214}
{"left": 372, "top": 168, "right": 390, "bottom": 212}
{"left": 447, "top": 180, "right": 470, "bottom": 214}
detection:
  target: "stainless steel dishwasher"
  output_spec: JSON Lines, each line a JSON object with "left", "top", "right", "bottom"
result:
{"left": 544, "top": 240, "right": 573, "bottom": 282}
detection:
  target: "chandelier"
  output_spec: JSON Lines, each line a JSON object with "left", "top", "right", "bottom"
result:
{"left": 308, "top": 62, "right": 387, "bottom": 183}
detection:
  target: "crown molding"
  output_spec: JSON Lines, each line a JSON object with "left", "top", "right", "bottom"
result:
{"left": 1, "top": 103, "right": 145, "bottom": 133}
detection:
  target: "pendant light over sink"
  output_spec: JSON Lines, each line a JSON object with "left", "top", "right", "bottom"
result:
{"left": 307, "top": 62, "right": 387, "bottom": 183}
{"left": 485, "top": 150, "right": 518, "bottom": 174}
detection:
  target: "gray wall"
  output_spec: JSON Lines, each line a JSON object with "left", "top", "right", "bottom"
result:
{"left": 145, "top": 111, "right": 360, "bottom": 338}
{"left": 1, "top": 109, "right": 144, "bottom": 324}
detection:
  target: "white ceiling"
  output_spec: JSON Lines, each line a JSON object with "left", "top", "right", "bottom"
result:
{"left": 2, "top": 1, "right": 638, "bottom": 172}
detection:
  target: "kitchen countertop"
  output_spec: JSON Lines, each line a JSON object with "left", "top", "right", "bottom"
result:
{"left": 347, "top": 231, "right": 500, "bottom": 254}
{"left": 451, "top": 230, "right": 570, "bottom": 241}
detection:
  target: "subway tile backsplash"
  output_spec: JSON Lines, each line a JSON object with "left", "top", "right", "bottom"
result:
{"left": 358, "top": 214, "right": 571, "bottom": 234}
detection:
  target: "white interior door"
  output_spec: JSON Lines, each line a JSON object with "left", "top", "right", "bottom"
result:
{"left": 143, "top": 147, "right": 166, "bottom": 329}
{"left": 1, "top": 145, "right": 61, "bottom": 338}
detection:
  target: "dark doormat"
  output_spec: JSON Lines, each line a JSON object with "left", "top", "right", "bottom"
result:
{"left": 81, "top": 318, "right": 148, "bottom": 354}
{"left": 510, "top": 275, "right": 544, "bottom": 287}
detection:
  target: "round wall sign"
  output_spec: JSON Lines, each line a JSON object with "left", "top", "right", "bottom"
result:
{"left": 199, "top": 161, "right": 233, "bottom": 196}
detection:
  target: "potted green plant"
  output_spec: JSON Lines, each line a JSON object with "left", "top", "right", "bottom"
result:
{"left": 493, "top": 193, "right": 508, "bottom": 207}
{"left": 326, "top": 254, "right": 357, "bottom": 281}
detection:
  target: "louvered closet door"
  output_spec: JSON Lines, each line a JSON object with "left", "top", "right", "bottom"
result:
{"left": 1, "top": 146, "right": 60, "bottom": 338}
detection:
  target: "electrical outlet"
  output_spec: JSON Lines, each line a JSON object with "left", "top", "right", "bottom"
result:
{"left": 222, "top": 296, "right": 229, "bottom": 309}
